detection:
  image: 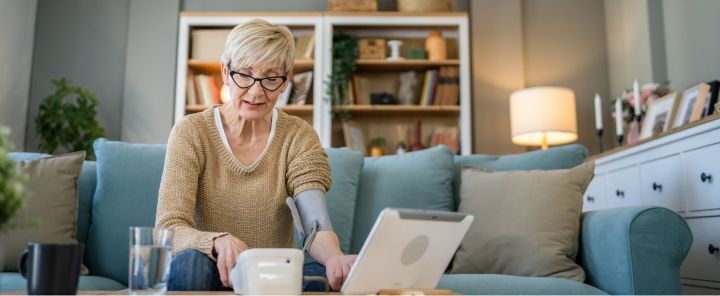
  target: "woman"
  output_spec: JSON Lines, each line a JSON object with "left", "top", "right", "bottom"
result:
{"left": 156, "top": 19, "right": 356, "bottom": 291}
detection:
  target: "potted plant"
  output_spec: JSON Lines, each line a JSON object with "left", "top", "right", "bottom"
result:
{"left": 325, "top": 31, "right": 358, "bottom": 121}
{"left": 35, "top": 79, "right": 105, "bottom": 160}
{"left": 369, "top": 137, "right": 386, "bottom": 157}
{"left": 0, "top": 127, "right": 28, "bottom": 266}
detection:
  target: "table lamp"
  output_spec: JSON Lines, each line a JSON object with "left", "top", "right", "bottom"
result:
{"left": 510, "top": 86, "right": 578, "bottom": 150}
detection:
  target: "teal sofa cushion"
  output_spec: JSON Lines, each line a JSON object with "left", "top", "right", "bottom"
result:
{"left": 6, "top": 153, "right": 95, "bottom": 246}
{"left": 85, "top": 139, "right": 166, "bottom": 286}
{"left": 579, "top": 206, "right": 692, "bottom": 295}
{"left": 350, "top": 146, "right": 454, "bottom": 253}
{"left": 451, "top": 144, "right": 587, "bottom": 209}
{"left": 324, "top": 148, "right": 364, "bottom": 254}
{"left": 437, "top": 274, "right": 606, "bottom": 295}
{"left": 0, "top": 272, "right": 125, "bottom": 292}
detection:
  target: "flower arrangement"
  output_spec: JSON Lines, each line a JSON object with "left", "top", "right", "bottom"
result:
{"left": 612, "top": 81, "right": 672, "bottom": 122}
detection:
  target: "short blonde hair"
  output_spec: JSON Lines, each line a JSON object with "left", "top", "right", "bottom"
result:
{"left": 221, "top": 19, "right": 295, "bottom": 74}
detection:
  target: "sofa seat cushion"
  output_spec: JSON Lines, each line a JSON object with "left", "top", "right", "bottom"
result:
{"left": 351, "top": 146, "right": 455, "bottom": 253}
{"left": 85, "top": 139, "right": 167, "bottom": 286}
{"left": 0, "top": 272, "right": 125, "bottom": 291}
{"left": 437, "top": 274, "right": 607, "bottom": 295}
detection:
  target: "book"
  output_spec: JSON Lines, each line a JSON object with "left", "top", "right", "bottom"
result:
{"left": 186, "top": 76, "right": 197, "bottom": 106}
{"left": 295, "top": 34, "right": 315, "bottom": 60}
{"left": 290, "top": 71, "right": 313, "bottom": 105}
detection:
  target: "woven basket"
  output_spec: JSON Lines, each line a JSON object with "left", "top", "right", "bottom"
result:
{"left": 328, "top": 0, "right": 377, "bottom": 12}
{"left": 396, "top": 0, "right": 451, "bottom": 12}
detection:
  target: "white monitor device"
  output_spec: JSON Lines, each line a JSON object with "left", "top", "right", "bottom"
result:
{"left": 340, "top": 208, "right": 474, "bottom": 295}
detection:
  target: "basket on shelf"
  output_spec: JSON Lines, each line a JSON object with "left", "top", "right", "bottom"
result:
{"left": 328, "top": 0, "right": 377, "bottom": 12}
{"left": 396, "top": 0, "right": 451, "bottom": 12}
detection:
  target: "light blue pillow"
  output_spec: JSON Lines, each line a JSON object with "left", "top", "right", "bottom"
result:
{"left": 297, "top": 148, "right": 364, "bottom": 259}
{"left": 451, "top": 144, "right": 587, "bottom": 209}
{"left": 350, "top": 146, "right": 454, "bottom": 253}
{"left": 84, "top": 139, "right": 166, "bottom": 286}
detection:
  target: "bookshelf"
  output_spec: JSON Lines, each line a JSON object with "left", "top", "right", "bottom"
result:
{"left": 174, "top": 13, "right": 324, "bottom": 128}
{"left": 174, "top": 12, "right": 471, "bottom": 155}
{"left": 322, "top": 12, "right": 471, "bottom": 155}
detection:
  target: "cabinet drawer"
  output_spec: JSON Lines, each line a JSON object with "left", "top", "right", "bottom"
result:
{"left": 604, "top": 166, "right": 641, "bottom": 208}
{"left": 640, "top": 155, "right": 684, "bottom": 211}
{"left": 583, "top": 174, "right": 606, "bottom": 212}
{"left": 683, "top": 143, "right": 720, "bottom": 211}
{"left": 681, "top": 217, "right": 720, "bottom": 283}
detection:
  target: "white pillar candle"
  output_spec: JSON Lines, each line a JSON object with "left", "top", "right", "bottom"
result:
{"left": 615, "top": 98, "right": 623, "bottom": 136}
{"left": 594, "top": 93, "right": 603, "bottom": 130}
{"left": 633, "top": 79, "right": 641, "bottom": 116}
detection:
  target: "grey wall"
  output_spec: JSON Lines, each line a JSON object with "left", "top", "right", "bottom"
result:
{"left": 26, "top": 0, "right": 129, "bottom": 152}
{"left": 662, "top": 0, "right": 720, "bottom": 91}
{"left": 470, "top": 0, "right": 612, "bottom": 155}
{"left": 523, "top": 0, "right": 613, "bottom": 154}
{"left": 0, "top": 0, "right": 37, "bottom": 150}
{"left": 122, "top": 0, "right": 179, "bottom": 144}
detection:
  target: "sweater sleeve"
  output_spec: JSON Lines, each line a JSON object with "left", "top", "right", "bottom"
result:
{"left": 155, "top": 119, "right": 227, "bottom": 259}
{"left": 286, "top": 122, "right": 332, "bottom": 196}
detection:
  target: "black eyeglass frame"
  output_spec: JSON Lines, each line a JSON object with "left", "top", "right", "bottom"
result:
{"left": 227, "top": 66, "right": 288, "bottom": 91}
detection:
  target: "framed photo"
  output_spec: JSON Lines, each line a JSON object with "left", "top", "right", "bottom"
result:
{"left": 671, "top": 83, "right": 711, "bottom": 128}
{"left": 290, "top": 71, "right": 313, "bottom": 105}
{"left": 343, "top": 121, "right": 366, "bottom": 155}
{"left": 702, "top": 80, "right": 719, "bottom": 117}
{"left": 641, "top": 92, "right": 677, "bottom": 139}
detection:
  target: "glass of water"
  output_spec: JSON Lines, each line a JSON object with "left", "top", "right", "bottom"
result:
{"left": 129, "top": 227, "right": 173, "bottom": 295}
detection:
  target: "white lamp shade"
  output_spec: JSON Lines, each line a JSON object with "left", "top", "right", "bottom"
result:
{"left": 510, "top": 86, "right": 578, "bottom": 147}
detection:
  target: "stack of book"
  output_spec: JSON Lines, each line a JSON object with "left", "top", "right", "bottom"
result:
{"left": 419, "top": 66, "right": 459, "bottom": 106}
{"left": 186, "top": 74, "right": 221, "bottom": 106}
{"left": 429, "top": 126, "right": 460, "bottom": 154}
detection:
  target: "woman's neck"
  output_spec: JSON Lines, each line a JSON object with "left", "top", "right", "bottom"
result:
{"left": 219, "top": 103, "right": 272, "bottom": 146}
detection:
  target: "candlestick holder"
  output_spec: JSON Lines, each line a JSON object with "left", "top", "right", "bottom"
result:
{"left": 596, "top": 129, "right": 604, "bottom": 153}
{"left": 616, "top": 135, "right": 624, "bottom": 147}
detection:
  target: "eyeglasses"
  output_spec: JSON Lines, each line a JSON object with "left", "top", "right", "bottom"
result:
{"left": 228, "top": 67, "right": 287, "bottom": 91}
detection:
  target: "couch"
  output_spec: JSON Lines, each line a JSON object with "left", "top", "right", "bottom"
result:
{"left": 1, "top": 139, "right": 692, "bottom": 294}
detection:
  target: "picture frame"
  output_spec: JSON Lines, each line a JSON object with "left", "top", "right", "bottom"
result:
{"left": 702, "top": 80, "right": 719, "bottom": 117}
{"left": 641, "top": 92, "right": 677, "bottom": 139}
{"left": 671, "top": 83, "right": 711, "bottom": 128}
{"left": 290, "top": 71, "right": 313, "bottom": 105}
{"left": 343, "top": 121, "right": 366, "bottom": 155}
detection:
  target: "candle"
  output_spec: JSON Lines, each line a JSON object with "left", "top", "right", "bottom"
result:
{"left": 594, "top": 93, "right": 603, "bottom": 130}
{"left": 615, "top": 98, "right": 623, "bottom": 136}
{"left": 633, "top": 79, "right": 641, "bottom": 116}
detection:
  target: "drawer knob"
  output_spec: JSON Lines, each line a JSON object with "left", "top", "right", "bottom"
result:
{"left": 709, "top": 244, "right": 719, "bottom": 255}
{"left": 701, "top": 173, "right": 713, "bottom": 183}
{"left": 586, "top": 196, "right": 595, "bottom": 202}
{"left": 615, "top": 190, "right": 625, "bottom": 198}
{"left": 652, "top": 182, "right": 663, "bottom": 192}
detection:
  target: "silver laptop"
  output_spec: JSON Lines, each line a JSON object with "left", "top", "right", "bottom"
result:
{"left": 340, "top": 208, "right": 474, "bottom": 295}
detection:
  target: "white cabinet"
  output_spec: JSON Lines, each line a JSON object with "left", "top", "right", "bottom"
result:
{"left": 604, "top": 166, "right": 641, "bottom": 208}
{"left": 589, "top": 115, "right": 720, "bottom": 291}
{"left": 583, "top": 174, "right": 606, "bottom": 212}
{"left": 640, "top": 155, "right": 684, "bottom": 212}
{"left": 682, "top": 143, "right": 720, "bottom": 212}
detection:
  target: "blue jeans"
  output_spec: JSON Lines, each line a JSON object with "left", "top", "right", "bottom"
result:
{"left": 168, "top": 249, "right": 328, "bottom": 292}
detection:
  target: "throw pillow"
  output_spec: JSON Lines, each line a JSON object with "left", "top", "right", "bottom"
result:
{"left": 451, "top": 161, "right": 594, "bottom": 281}
{"left": 84, "top": 138, "right": 166, "bottom": 286}
{"left": 350, "top": 145, "right": 454, "bottom": 253}
{"left": 1, "top": 151, "right": 85, "bottom": 271}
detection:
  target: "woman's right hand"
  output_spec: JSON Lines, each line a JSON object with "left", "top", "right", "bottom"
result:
{"left": 213, "top": 235, "right": 249, "bottom": 287}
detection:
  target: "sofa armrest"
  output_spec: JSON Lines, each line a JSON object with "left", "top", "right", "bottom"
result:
{"left": 579, "top": 206, "right": 692, "bottom": 295}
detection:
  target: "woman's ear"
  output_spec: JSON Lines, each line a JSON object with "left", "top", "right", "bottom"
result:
{"left": 221, "top": 63, "right": 229, "bottom": 85}
{"left": 281, "top": 72, "right": 293, "bottom": 93}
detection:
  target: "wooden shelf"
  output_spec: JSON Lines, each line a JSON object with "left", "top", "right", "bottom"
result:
{"left": 187, "top": 59, "right": 315, "bottom": 74}
{"left": 339, "top": 105, "right": 459, "bottom": 115}
{"left": 185, "top": 104, "right": 313, "bottom": 114}
{"left": 355, "top": 59, "right": 459, "bottom": 71}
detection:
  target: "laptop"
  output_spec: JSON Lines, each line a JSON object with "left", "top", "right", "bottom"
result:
{"left": 340, "top": 208, "right": 474, "bottom": 295}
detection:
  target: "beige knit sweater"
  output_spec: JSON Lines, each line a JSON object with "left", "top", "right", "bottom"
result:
{"left": 155, "top": 108, "right": 331, "bottom": 258}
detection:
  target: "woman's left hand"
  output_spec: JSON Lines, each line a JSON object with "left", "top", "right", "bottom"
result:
{"left": 324, "top": 254, "right": 357, "bottom": 291}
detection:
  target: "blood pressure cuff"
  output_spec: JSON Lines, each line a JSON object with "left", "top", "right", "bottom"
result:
{"left": 286, "top": 189, "right": 334, "bottom": 252}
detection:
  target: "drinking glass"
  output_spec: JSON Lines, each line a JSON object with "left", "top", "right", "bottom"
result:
{"left": 129, "top": 227, "right": 174, "bottom": 295}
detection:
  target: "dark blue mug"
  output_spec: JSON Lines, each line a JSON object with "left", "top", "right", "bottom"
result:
{"left": 18, "top": 243, "right": 84, "bottom": 295}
